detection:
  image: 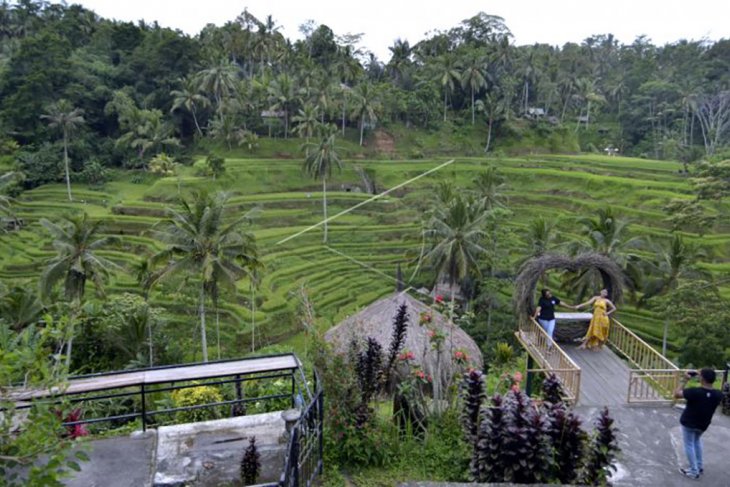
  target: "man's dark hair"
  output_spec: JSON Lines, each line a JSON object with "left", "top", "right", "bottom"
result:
{"left": 541, "top": 289, "right": 550, "bottom": 298}
{"left": 700, "top": 368, "right": 716, "bottom": 384}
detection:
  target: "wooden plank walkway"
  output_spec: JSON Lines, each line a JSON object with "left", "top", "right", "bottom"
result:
{"left": 562, "top": 344, "right": 630, "bottom": 406}
{"left": 9, "top": 354, "right": 301, "bottom": 401}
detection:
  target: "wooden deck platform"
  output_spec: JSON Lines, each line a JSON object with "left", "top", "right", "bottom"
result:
{"left": 562, "top": 344, "right": 630, "bottom": 406}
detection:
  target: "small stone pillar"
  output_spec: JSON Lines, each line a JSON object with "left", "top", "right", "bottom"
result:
{"left": 280, "top": 409, "right": 301, "bottom": 443}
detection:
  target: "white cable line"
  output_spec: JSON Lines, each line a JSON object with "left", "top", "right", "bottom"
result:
{"left": 275, "top": 159, "right": 455, "bottom": 245}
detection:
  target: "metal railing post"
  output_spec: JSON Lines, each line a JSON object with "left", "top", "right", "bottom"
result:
{"left": 140, "top": 383, "right": 146, "bottom": 432}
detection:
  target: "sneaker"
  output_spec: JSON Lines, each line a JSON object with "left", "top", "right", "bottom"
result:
{"left": 699, "top": 468, "right": 704, "bottom": 476}
{"left": 679, "top": 468, "right": 700, "bottom": 480}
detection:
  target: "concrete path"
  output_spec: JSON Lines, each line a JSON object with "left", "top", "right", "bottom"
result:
{"left": 63, "top": 411, "right": 287, "bottom": 487}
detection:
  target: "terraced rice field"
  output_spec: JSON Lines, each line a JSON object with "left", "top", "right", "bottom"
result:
{"left": 1, "top": 154, "right": 728, "bottom": 358}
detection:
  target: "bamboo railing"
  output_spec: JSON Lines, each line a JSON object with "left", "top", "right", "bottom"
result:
{"left": 516, "top": 318, "right": 581, "bottom": 404}
{"left": 609, "top": 318, "right": 679, "bottom": 403}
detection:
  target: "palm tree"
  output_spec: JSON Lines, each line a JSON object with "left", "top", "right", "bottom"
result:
{"left": 148, "top": 191, "right": 259, "bottom": 362}
{"left": 566, "top": 208, "right": 644, "bottom": 300}
{"left": 421, "top": 194, "right": 489, "bottom": 290}
{"left": 268, "top": 73, "right": 298, "bottom": 138}
{"left": 292, "top": 102, "right": 321, "bottom": 143}
{"left": 170, "top": 76, "right": 210, "bottom": 137}
{"left": 351, "top": 82, "right": 378, "bottom": 146}
{"left": 525, "top": 216, "right": 559, "bottom": 258}
{"left": 302, "top": 134, "right": 343, "bottom": 244}
{"left": 461, "top": 53, "right": 487, "bottom": 124}
{"left": 39, "top": 213, "right": 118, "bottom": 366}
{"left": 0, "top": 284, "right": 43, "bottom": 331}
{"left": 642, "top": 234, "right": 706, "bottom": 355}
{"left": 0, "top": 171, "right": 17, "bottom": 219}
{"left": 432, "top": 54, "right": 461, "bottom": 122}
{"left": 472, "top": 166, "right": 507, "bottom": 211}
{"left": 41, "top": 100, "right": 85, "bottom": 201}
{"left": 197, "top": 60, "right": 238, "bottom": 123}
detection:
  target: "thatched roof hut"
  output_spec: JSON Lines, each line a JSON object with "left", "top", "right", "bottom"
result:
{"left": 514, "top": 252, "right": 625, "bottom": 320}
{"left": 325, "top": 291, "right": 483, "bottom": 384}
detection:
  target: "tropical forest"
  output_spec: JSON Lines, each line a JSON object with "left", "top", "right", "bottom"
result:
{"left": 0, "top": 1, "right": 729, "bottom": 486}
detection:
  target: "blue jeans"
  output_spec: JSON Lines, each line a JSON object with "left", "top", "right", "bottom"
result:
{"left": 682, "top": 425, "right": 704, "bottom": 475}
{"left": 538, "top": 319, "right": 556, "bottom": 346}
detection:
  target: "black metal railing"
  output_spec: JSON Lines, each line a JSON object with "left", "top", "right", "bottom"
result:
{"left": 280, "top": 370, "right": 324, "bottom": 487}
{"left": 7, "top": 353, "right": 304, "bottom": 432}
{"left": 5, "top": 353, "right": 324, "bottom": 486}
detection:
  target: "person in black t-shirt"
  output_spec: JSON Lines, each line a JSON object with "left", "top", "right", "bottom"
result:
{"left": 673, "top": 368, "right": 723, "bottom": 480}
{"left": 532, "top": 289, "right": 575, "bottom": 346}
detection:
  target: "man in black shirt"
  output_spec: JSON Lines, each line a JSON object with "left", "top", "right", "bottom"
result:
{"left": 673, "top": 368, "right": 723, "bottom": 480}
{"left": 532, "top": 288, "right": 574, "bottom": 347}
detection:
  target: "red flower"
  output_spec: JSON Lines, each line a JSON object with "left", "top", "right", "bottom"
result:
{"left": 427, "top": 330, "right": 436, "bottom": 338}
{"left": 435, "top": 295, "right": 444, "bottom": 303}
{"left": 427, "top": 374, "right": 433, "bottom": 383}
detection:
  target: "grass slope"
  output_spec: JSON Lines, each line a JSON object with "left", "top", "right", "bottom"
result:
{"left": 1, "top": 150, "right": 728, "bottom": 361}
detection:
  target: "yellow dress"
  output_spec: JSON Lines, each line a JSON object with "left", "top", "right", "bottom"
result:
{"left": 583, "top": 298, "right": 610, "bottom": 349}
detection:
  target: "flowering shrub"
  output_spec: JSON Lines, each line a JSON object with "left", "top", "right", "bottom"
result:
{"left": 453, "top": 349, "right": 470, "bottom": 365}
{"left": 418, "top": 310, "right": 433, "bottom": 325}
{"left": 428, "top": 328, "right": 446, "bottom": 351}
{"left": 397, "top": 350, "right": 416, "bottom": 362}
{"left": 56, "top": 408, "right": 89, "bottom": 439}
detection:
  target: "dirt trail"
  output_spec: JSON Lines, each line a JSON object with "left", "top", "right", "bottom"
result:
{"left": 371, "top": 129, "right": 396, "bottom": 155}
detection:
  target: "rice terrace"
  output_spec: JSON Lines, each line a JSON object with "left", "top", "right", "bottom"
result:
{"left": 1, "top": 2, "right": 730, "bottom": 486}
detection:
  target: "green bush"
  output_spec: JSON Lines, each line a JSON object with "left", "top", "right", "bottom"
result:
{"left": 171, "top": 384, "right": 224, "bottom": 423}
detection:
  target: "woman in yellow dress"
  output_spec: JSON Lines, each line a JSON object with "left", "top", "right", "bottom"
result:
{"left": 575, "top": 289, "right": 617, "bottom": 350}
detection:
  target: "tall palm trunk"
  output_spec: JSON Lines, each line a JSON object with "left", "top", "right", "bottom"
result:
{"left": 63, "top": 128, "right": 72, "bottom": 201}
{"left": 359, "top": 114, "right": 365, "bottom": 146}
{"left": 192, "top": 105, "right": 203, "bottom": 137}
{"left": 471, "top": 88, "right": 476, "bottom": 125}
{"left": 443, "top": 89, "right": 448, "bottom": 122}
{"left": 322, "top": 177, "right": 328, "bottom": 243}
{"left": 484, "top": 114, "right": 494, "bottom": 153}
{"left": 341, "top": 99, "right": 347, "bottom": 136}
{"left": 251, "top": 283, "right": 256, "bottom": 353}
{"left": 199, "top": 283, "right": 208, "bottom": 362}
{"left": 215, "top": 305, "right": 221, "bottom": 360}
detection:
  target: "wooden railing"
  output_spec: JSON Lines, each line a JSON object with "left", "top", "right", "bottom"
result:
{"left": 516, "top": 318, "right": 582, "bottom": 404}
{"left": 609, "top": 318, "right": 679, "bottom": 403}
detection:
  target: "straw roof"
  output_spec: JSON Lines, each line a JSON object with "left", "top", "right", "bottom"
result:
{"left": 514, "top": 252, "right": 625, "bottom": 320}
{"left": 325, "top": 291, "right": 483, "bottom": 383}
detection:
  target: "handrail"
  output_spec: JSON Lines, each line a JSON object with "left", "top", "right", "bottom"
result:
{"left": 515, "top": 318, "right": 582, "bottom": 404}
{"left": 608, "top": 318, "right": 678, "bottom": 371}
{"left": 609, "top": 318, "right": 680, "bottom": 403}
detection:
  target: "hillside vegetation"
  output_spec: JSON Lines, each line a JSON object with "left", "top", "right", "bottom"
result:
{"left": 2, "top": 147, "right": 727, "bottom": 364}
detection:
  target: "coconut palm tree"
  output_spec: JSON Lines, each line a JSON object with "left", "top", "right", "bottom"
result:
{"left": 432, "top": 54, "right": 461, "bottom": 122}
{"left": 461, "top": 53, "right": 488, "bottom": 124}
{"left": 41, "top": 100, "right": 85, "bottom": 201}
{"left": 170, "top": 75, "right": 210, "bottom": 137}
{"left": 148, "top": 191, "right": 259, "bottom": 362}
{"left": 0, "top": 171, "right": 17, "bottom": 219}
{"left": 39, "top": 213, "right": 118, "bottom": 366}
{"left": 566, "top": 208, "right": 644, "bottom": 301}
{"left": 472, "top": 165, "right": 507, "bottom": 211}
{"left": 197, "top": 59, "right": 238, "bottom": 123}
{"left": 303, "top": 134, "right": 343, "bottom": 244}
{"left": 351, "top": 82, "right": 378, "bottom": 146}
{"left": 642, "top": 234, "right": 707, "bottom": 355}
{"left": 268, "top": 73, "right": 298, "bottom": 138}
{"left": 292, "top": 102, "right": 321, "bottom": 143}
{"left": 421, "top": 194, "right": 489, "bottom": 290}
